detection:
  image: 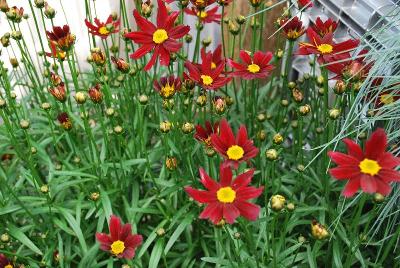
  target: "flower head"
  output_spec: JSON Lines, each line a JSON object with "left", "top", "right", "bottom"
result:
{"left": 57, "top": 112, "right": 72, "bottom": 130}
{"left": 200, "top": 45, "right": 224, "bottom": 70}
{"left": 96, "top": 215, "right": 143, "bottom": 259}
{"left": 194, "top": 121, "right": 219, "bottom": 147}
{"left": 154, "top": 75, "right": 181, "bottom": 99}
{"left": 6, "top": 6, "right": 24, "bottom": 23}
{"left": 190, "top": 0, "right": 216, "bottom": 10}
{"left": 0, "top": 254, "right": 13, "bottom": 268}
{"left": 280, "top": 16, "right": 305, "bottom": 40}
{"left": 125, "top": 0, "right": 190, "bottom": 70}
{"left": 49, "top": 82, "right": 66, "bottom": 102}
{"left": 46, "top": 25, "right": 76, "bottom": 51}
{"left": 228, "top": 50, "right": 274, "bottom": 80}
{"left": 311, "top": 17, "right": 338, "bottom": 37}
{"left": 88, "top": 84, "right": 103, "bottom": 104}
{"left": 211, "top": 119, "right": 259, "bottom": 168}
{"left": 298, "top": 0, "right": 313, "bottom": 9}
{"left": 85, "top": 15, "right": 120, "bottom": 39}
{"left": 185, "top": 164, "right": 263, "bottom": 224}
{"left": 185, "top": 5, "right": 222, "bottom": 24}
{"left": 328, "top": 128, "right": 400, "bottom": 197}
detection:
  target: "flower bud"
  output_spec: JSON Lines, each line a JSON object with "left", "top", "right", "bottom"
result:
{"left": 328, "top": 108, "right": 340, "bottom": 120}
{"left": 181, "top": 122, "right": 194, "bottom": 134}
{"left": 57, "top": 112, "right": 72, "bottom": 131}
{"left": 257, "top": 113, "right": 266, "bottom": 122}
{"left": 373, "top": 193, "right": 385, "bottom": 203}
{"left": 11, "top": 30, "right": 22, "bottom": 40}
{"left": 311, "top": 220, "right": 329, "bottom": 240}
{"left": 166, "top": 156, "right": 178, "bottom": 171}
{"left": 334, "top": 80, "right": 346, "bottom": 95}
{"left": 249, "top": 0, "right": 262, "bottom": 7}
{"left": 31, "top": 146, "right": 37, "bottom": 154}
{"left": 90, "top": 192, "right": 100, "bottom": 201}
{"left": 257, "top": 130, "right": 266, "bottom": 141}
{"left": 160, "top": 121, "right": 172, "bottom": 133}
{"left": 265, "top": 148, "right": 278, "bottom": 160}
{"left": 49, "top": 83, "right": 66, "bottom": 102}
{"left": 73, "top": 156, "right": 81, "bottom": 164}
{"left": 299, "top": 104, "right": 311, "bottom": 116}
{"left": 202, "top": 37, "right": 212, "bottom": 47}
{"left": 41, "top": 102, "right": 51, "bottom": 110}
{"left": 236, "top": 15, "right": 245, "bottom": 25}
{"left": 162, "top": 99, "right": 175, "bottom": 111}
{"left": 275, "top": 49, "right": 283, "bottom": 59}
{"left": 111, "top": 56, "right": 130, "bottom": 73}
{"left": 40, "top": 184, "right": 49, "bottom": 193}
{"left": 205, "top": 147, "right": 216, "bottom": 157}
{"left": 292, "top": 88, "right": 303, "bottom": 103}
{"left": 281, "top": 99, "right": 289, "bottom": 107}
{"left": 74, "top": 92, "right": 86, "bottom": 104}
{"left": 316, "top": 75, "right": 324, "bottom": 87}
{"left": 273, "top": 133, "right": 283, "bottom": 145}
{"left": 114, "top": 125, "right": 123, "bottom": 134}
{"left": 9, "top": 57, "right": 18, "bottom": 68}
{"left": 270, "top": 195, "right": 285, "bottom": 211}
{"left": 286, "top": 202, "right": 295, "bottom": 211}
{"left": 0, "top": 233, "right": 9, "bottom": 242}
{"left": 288, "top": 81, "right": 296, "bottom": 89}
{"left": 228, "top": 20, "right": 239, "bottom": 35}
{"left": 213, "top": 96, "right": 226, "bottom": 114}
{"left": 44, "top": 3, "right": 56, "bottom": 19}
{"left": 196, "top": 94, "right": 207, "bottom": 107}
{"left": 138, "top": 94, "right": 149, "bottom": 105}
{"left": 0, "top": 98, "right": 6, "bottom": 108}
{"left": 156, "top": 228, "right": 165, "bottom": 236}
{"left": 20, "top": 119, "right": 30, "bottom": 129}
{"left": 88, "top": 84, "right": 103, "bottom": 104}
{"left": 298, "top": 235, "right": 306, "bottom": 243}
{"left": 34, "top": 0, "right": 45, "bottom": 8}
{"left": 185, "top": 34, "right": 192, "bottom": 43}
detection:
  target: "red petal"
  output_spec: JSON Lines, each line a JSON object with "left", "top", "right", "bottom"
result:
{"left": 199, "top": 168, "right": 220, "bottom": 191}
{"left": 328, "top": 151, "right": 360, "bottom": 166}
{"left": 125, "top": 234, "right": 143, "bottom": 248}
{"left": 133, "top": 10, "right": 156, "bottom": 32}
{"left": 378, "top": 169, "right": 400, "bottom": 182}
{"left": 119, "top": 223, "right": 132, "bottom": 241}
{"left": 199, "top": 202, "right": 223, "bottom": 224}
{"left": 232, "top": 169, "right": 254, "bottom": 189}
{"left": 234, "top": 201, "right": 260, "bottom": 221}
{"left": 236, "top": 186, "right": 263, "bottom": 200}
{"left": 360, "top": 174, "right": 377, "bottom": 193}
{"left": 185, "top": 187, "right": 216, "bottom": 203}
{"left": 239, "top": 50, "right": 252, "bottom": 65}
{"left": 378, "top": 153, "right": 400, "bottom": 169}
{"left": 219, "top": 119, "right": 235, "bottom": 146}
{"left": 96, "top": 233, "right": 112, "bottom": 245}
{"left": 130, "top": 44, "right": 153, "bottom": 59}
{"left": 236, "top": 125, "right": 249, "bottom": 146}
{"left": 109, "top": 215, "right": 121, "bottom": 241}
{"left": 223, "top": 204, "right": 240, "bottom": 224}
{"left": 122, "top": 247, "right": 136, "bottom": 259}
{"left": 365, "top": 128, "right": 387, "bottom": 159}
{"left": 376, "top": 179, "right": 392, "bottom": 196}
{"left": 144, "top": 46, "right": 159, "bottom": 71}
{"left": 342, "top": 177, "right": 361, "bottom": 197}
{"left": 219, "top": 164, "right": 233, "bottom": 187}
{"left": 342, "top": 138, "right": 364, "bottom": 160}
{"left": 157, "top": 0, "right": 168, "bottom": 28}
{"left": 168, "top": 25, "right": 190, "bottom": 39}
{"left": 329, "top": 166, "right": 360, "bottom": 179}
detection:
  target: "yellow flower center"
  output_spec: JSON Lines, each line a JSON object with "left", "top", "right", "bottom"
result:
{"left": 196, "top": 11, "right": 208, "bottom": 19}
{"left": 380, "top": 94, "right": 394, "bottom": 105}
{"left": 153, "top": 29, "right": 168, "bottom": 44}
{"left": 161, "top": 84, "right": 175, "bottom": 98}
{"left": 211, "top": 62, "right": 216, "bottom": 69}
{"left": 317, "top": 43, "right": 333, "bottom": 54}
{"left": 286, "top": 30, "right": 301, "bottom": 40}
{"left": 226, "top": 145, "right": 244, "bottom": 160}
{"left": 247, "top": 63, "right": 260, "bottom": 73}
{"left": 359, "top": 158, "right": 381, "bottom": 176}
{"left": 201, "top": 75, "right": 213, "bottom": 86}
{"left": 217, "top": 186, "right": 236, "bottom": 203}
{"left": 5, "top": 265, "right": 13, "bottom": 268}
{"left": 110, "top": 240, "right": 125, "bottom": 255}
{"left": 98, "top": 26, "right": 110, "bottom": 35}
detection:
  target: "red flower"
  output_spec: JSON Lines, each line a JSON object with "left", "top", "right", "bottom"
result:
{"left": 0, "top": 254, "right": 13, "bottom": 268}
{"left": 185, "top": 53, "right": 231, "bottom": 90}
{"left": 96, "top": 215, "right": 143, "bottom": 259}
{"left": 280, "top": 16, "right": 305, "bottom": 40}
{"left": 46, "top": 25, "right": 76, "bottom": 51}
{"left": 49, "top": 82, "right": 66, "bottom": 102}
{"left": 184, "top": 5, "right": 222, "bottom": 24}
{"left": 311, "top": 17, "right": 338, "bottom": 37}
{"left": 125, "top": 0, "right": 190, "bottom": 71}
{"left": 298, "top": 28, "right": 359, "bottom": 70}
{"left": 200, "top": 45, "right": 224, "bottom": 70}
{"left": 328, "top": 128, "right": 400, "bottom": 197}
{"left": 376, "top": 92, "right": 400, "bottom": 107}
{"left": 185, "top": 164, "right": 263, "bottom": 224}
{"left": 45, "top": 42, "right": 66, "bottom": 61}
{"left": 327, "top": 49, "right": 371, "bottom": 81}
{"left": 194, "top": 121, "right": 219, "bottom": 147}
{"left": 298, "top": 0, "right": 313, "bottom": 9}
{"left": 85, "top": 15, "right": 120, "bottom": 39}
{"left": 227, "top": 50, "right": 274, "bottom": 80}
{"left": 211, "top": 119, "right": 259, "bottom": 168}
{"left": 153, "top": 75, "right": 181, "bottom": 99}
{"left": 88, "top": 84, "right": 103, "bottom": 104}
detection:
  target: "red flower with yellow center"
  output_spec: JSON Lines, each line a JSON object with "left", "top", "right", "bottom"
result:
{"left": 211, "top": 119, "right": 259, "bottom": 168}
{"left": 200, "top": 45, "right": 224, "bottom": 70}
{"left": 185, "top": 53, "right": 231, "bottom": 90}
{"left": 280, "top": 16, "right": 305, "bottom": 41}
{"left": 153, "top": 75, "right": 181, "bottom": 99}
{"left": 328, "top": 128, "right": 400, "bottom": 197}
{"left": 228, "top": 50, "right": 274, "bottom": 80}
{"left": 194, "top": 121, "right": 219, "bottom": 147}
{"left": 125, "top": 0, "right": 190, "bottom": 71}
{"left": 85, "top": 15, "right": 120, "bottom": 39}
{"left": 298, "top": 28, "right": 359, "bottom": 70}
{"left": 0, "top": 254, "right": 13, "bottom": 268}
{"left": 46, "top": 25, "right": 76, "bottom": 51}
{"left": 185, "top": 164, "right": 263, "bottom": 224}
{"left": 311, "top": 17, "right": 338, "bottom": 37}
{"left": 184, "top": 5, "right": 222, "bottom": 24}
{"left": 96, "top": 215, "right": 143, "bottom": 259}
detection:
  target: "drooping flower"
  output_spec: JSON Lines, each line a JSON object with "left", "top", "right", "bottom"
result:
{"left": 46, "top": 25, "right": 76, "bottom": 51}
{"left": 88, "top": 84, "right": 103, "bottom": 104}
{"left": 280, "top": 16, "right": 305, "bottom": 40}
{"left": 96, "top": 215, "right": 143, "bottom": 259}
{"left": 57, "top": 112, "right": 72, "bottom": 131}
{"left": 227, "top": 50, "right": 274, "bottom": 80}
{"left": 85, "top": 15, "right": 120, "bottom": 39}
{"left": 0, "top": 254, "right": 13, "bottom": 268}
{"left": 194, "top": 121, "right": 219, "bottom": 147}
{"left": 211, "top": 119, "right": 259, "bottom": 168}
{"left": 184, "top": 5, "right": 222, "bottom": 24}
{"left": 48, "top": 82, "right": 66, "bottom": 102}
{"left": 297, "top": 28, "right": 359, "bottom": 70}
{"left": 311, "top": 17, "right": 338, "bottom": 37}
{"left": 185, "top": 164, "right": 263, "bottom": 224}
{"left": 153, "top": 75, "right": 181, "bottom": 99}
{"left": 111, "top": 57, "right": 130, "bottom": 73}
{"left": 185, "top": 53, "right": 231, "bottom": 90}
{"left": 297, "top": 0, "right": 313, "bottom": 9}
{"left": 328, "top": 128, "right": 400, "bottom": 197}
{"left": 125, "top": 0, "right": 190, "bottom": 71}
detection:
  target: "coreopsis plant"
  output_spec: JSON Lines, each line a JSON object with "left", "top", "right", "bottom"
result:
{"left": 85, "top": 15, "right": 120, "bottom": 39}
{"left": 311, "top": 17, "right": 338, "bottom": 37}
{"left": 46, "top": 25, "right": 76, "bottom": 51}
{"left": 194, "top": 120, "right": 219, "bottom": 147}
{"left": 184, "top": 5, "right": 222, "bottom": 24}
{"left": 228, "top": 50, "right": 274, "bottom": 79}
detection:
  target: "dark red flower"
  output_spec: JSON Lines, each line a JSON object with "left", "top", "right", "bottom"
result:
{"left": 227, "top": 50, "right": 274, "bottom": 80}
{"left": 200, "top": 44, "right": 224, "bottom": 70}
{"left": 153, "top": 75, "right": 181, "bottom": 99}
{"left": 311, "top": 17, "right": 338, "bottom": 37}
{"left": 185, "top": 53, "right": 231, "bottom": 90}
{"left": 211, "top": 119, "right": 259, "bottom": 168}
{"left": 125, "top": 0, "right": 190, "bottom": 71}
{"left": 46, "top": 25, "right": 76, "bottom": 51}
{"left": 195, "top": 121, "right": 219, "bottom": 147}
{"left": 328, "top": 128, "right": 400, "bottom": 197}
{"left": 49, "top": 82, "right": 66, "bottom": 102}
{"left": 96, "top": 215, "right": 143, "bottom": 259}
{"left": 88, "top": 84, "right": 103, "bottom": 104}
{"left": 85, "top": 15, "right": 120, "bottom": 39}
{"left": 185, "top": 164, "right": 263, "bottom": 224}
{"left": 298, "top": 28, "right": 359, "bottom": 70}
{"left": 111, "top": 57, "right": 130, "bottom": 73}
{"left": 57, "top": 112, "right": 72, "bottom": 130}
{"left": 184, "top": 5, "right": 222, "bottom": 24}
{"left": 280, "top": 16, "right": 305, "bottom": 40}
{"left": 0, "top": 254, "right": 13, "bottom": 268}
{"left": 298, "top": 0, "right": 313, "bottom": 9}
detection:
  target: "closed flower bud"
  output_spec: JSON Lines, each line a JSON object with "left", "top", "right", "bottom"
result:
{"left": 111, "top": 56, "right": 130, "bottom": 73}
{"left": 297, "top": 164, "right": 305, "bottom": 172}
{"left": 57, "top": 112, "right": 72, "bottom": 130}
{"left": 166, "top": 156, "right": 178, "bottom": 170}
{"left": 316, "top": 75, "right": 324, "bottom": 87}
{"left": 0, "top": 0, "right": 9, "bottom": 12}
{"left": 291, "top": 120, "right": 298, "bottom": 128}
{"left": 205, "top": 147, "right": 216, "bottom": 157}
{"left": 156, "top": 228, "right": 165, "bottom": 236}
{"left": 34, "top": 0, "right": 45, "bottom": 8}
{"left": 160, "top": 121, "right": 172, "bottom": 133}
{"left": 273, "top": 133, "right": 283, "bottom": 145}
{"left": 162, "top": 99, "right": 174, "bottom": 111}
{"left": 105, "top": 108, "right": 115, "bottom": 117}
{"left": 334, "top": 80, "right": 346, "bottom": 95}
{"left": 74, "top": 91, "right": 86, "bottom": 104}
{"left": 41, "top": 102, "right": 51, "bottom": 110}
{"left": 185, "top": 34, "right": 192, "bottom": 43}
{"left": 40, "top": 184, "right": 49, "bottom": 193}
{"left": 257, "top": 130, "right": 266, "bottom": 141}
{"left": 257, "top": 113, "right": 266, "bottom": 122}
{"left": 90, "top": 192, "right": 100, "bottom": 201}
{"left": 311, "top": 220, "right": 329, "bottom": 240}
{"left": 88, "top": 84, "right": 103, "bottom": 104}
{"left": 228, "top": 20, "right": 240, "bottom": 35}
{"left": 0, "top": 98, "right": 6, "bottom": 108}
{"left": 44, "top": 4, "right": 56, "bottom": 19}
{"left": 49, "top": 82, "right": 66, "bottom": 102}
{"left": 270, "top": 194, "right": 286, "bottom": 211}
{"left": 202, "top": 37, "right": 212, "bottom": 47}
{"left": 10, "top": 92, "right": 16, "bottom": 99}
{"left": 275, "top": 49, "right": 283, "bottom": 59}
{"left": 9, "top": 57, "right": 18, "bottom": 68}
{"left": 352, "top": 81, "right": 363, "bottom": 92}
{"left": 91, "top": 50, "right": 106, "bottom": 66}
{"left": 316, "top": 127, "right": 324, "bottom": 134}
{"left": 114, "top": 125, "right": 123, "bottom": 134}
{"left": 288, "top": 81, "right": 296, "bottom": 89}
{"left": 11, "top": 30, "right": 22, "bottom": 40}
{"left": 1, "top": 34, "right": 10, "bottom": 47}
{"left": 213, "top": 96, "right": 226, "bottom": 114}
{"left": 141, "top": 1, "right": 153, "bottom": 17}
{"left": 31, "top": 146, "right": 37, "bottom": 154}
{"left": 250, "top": 17, "right": 259, "bottom": 28}
{"left": 249, "top": 0, "right": 261, "bottom": 7}
{"left": 138, "top": 94, "right": 149, "bottom": 105}
{"left": 281, "top": 99, "right": 289, "bottom": 107}
{"left": 50, "top": 72, "right": 62, "bottom": 86}
{"left": 0, "top": 233, "right": 9, "bottom": 242}
{"left": 292, "top": 88, "right": 303, "bottom": 103}
{"left": 20, "top": 119, "right": 30, "bottom": 129}
{"left": 225, "top": 96, "right": 234, "bottom": 106}
{"left": 373, "top": 193, "right": 385, "bottom": 203}
{"left": 318, "top": 87, "right": 324, "bottom": 96}
{"left": 329, "top": 108, "right": 340, "bottom": 120}
{"left": 367, "top": 109, "right": 374, "bottom": 118}
{"left": 121, "top": 265, "right": 131, "bottom": 268}
{"left": 298, "top": 235, "right": 306, "bottom": 243}
{"left": 286, "top": 202, "right": 295, "bottom": 211}
{"left": 299, "top": 104, "right": 311, "bottom": 116}
{"left": 182, "top": 122, "right": 194, "bottom": 134}
{"left": 358, "top": 131, "right": 367, "bottom": 140}
{"left": 73, "top": 156, "right": 81, "bottom": 164}
{"left": 196, "top": 95, "right": 207, "bottom": 107}
{"left": 236, "top": 15, "right": 245, "bottom": 25}
{"left": 265, "top": 148, "right": 278, "bottom": 160}
{"left": 183, "top": 78, "right": 195, "bottom": 90}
